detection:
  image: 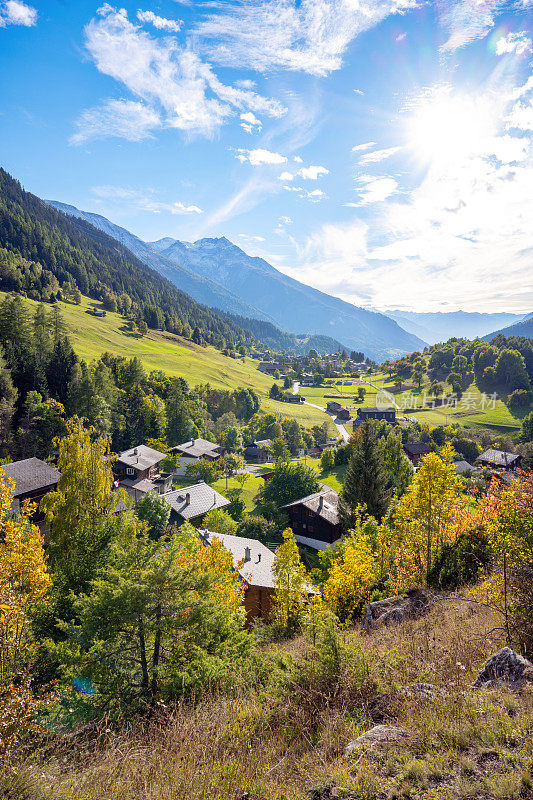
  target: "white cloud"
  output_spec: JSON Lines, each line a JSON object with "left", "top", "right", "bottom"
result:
{"left": 73, "top": 5, "right": 285, "bottom": 143}
{"left": 195, "top": 0, "right": 419, "bottom": 77}
{"left": 293, "top": 155, "right": 303, "bottom": 163}
{"left": 283, "top": 185, "right": 303, "bottom": 191}
{"left": 137, "top": 10, "right": 182, "bottom": 32}
{"left": 279, "top": 171, "right": 295, "bottom": 180}
{"left": 70, "top": 99, "right": 161, "bottom": 144}
{"left": 354, "top": 174, "right": 399, "bottom": 204}
{"left": 0, "top": 0, "right": 37, "bottom": 27}
{"left": 352, "top": 141, "right": 376, "bottom": 152}
{"left": 358, "top": 145, "right": 402, "bottom": 164}
{"left": 240, "top": 111, "right": 262, "bottom": 133}
{"left": 495, "top": 30, "right": 532, "bottom": 56}
{"left": 439, "top": 0, "right": 510, "bottom": 51}
{"left": 306, "top": 188, "right": 326, "bottom": 201}
{"left": 298, "top": 164, "right": 329, "bottom": 179}
{"left": 353, "top": 89, "right": 364, "bottom": 96}
{"left": 506, "top": 100, "right": 533, "bottom": 131}
{"left": 236, "top": 148, "right": 288, "bottom": 165}
{"left": 92, "top": 184, "right": 203, "bottom": 213}
{"left": 238, "top": 233, "right": 265, "bottom": 241}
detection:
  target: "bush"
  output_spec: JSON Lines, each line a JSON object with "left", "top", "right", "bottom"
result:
{"left": 236, "top": 515, "right": 279, "bottom": 544}
{"left": 320, "top": 448, "right": 335, "bottom": 472}
{"left": 427, "top": 530, "right": 491, "bottom": 590}
{"left": 508, "top": 389, "right": 533, "bottom": 408}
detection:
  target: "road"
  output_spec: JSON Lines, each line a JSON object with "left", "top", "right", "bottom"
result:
{"left": 362, "top": 379, "right": 401, "bottom": 410}
{"left": 293, "top": 381, "right": 350, "bottom": 442}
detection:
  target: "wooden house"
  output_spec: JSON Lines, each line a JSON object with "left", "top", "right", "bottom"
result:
{"left": 1, "top": 457, "right": 60, "bottom": 522}
{"left": 169, "top": 437, "right": 226, "bottom": 476}
{"left": 477, "top": 449, "right": 522, "bottom": 471}
{"left": 357, "top": 406, "right": 396, "bottom": 423}
{"left": 281, "top": 489, "right": 343, "bottom": 550}
{"left": 403, "top": 442, "right": 431, "bottom": 466}
{"left": 163, "top": 481, "right": 230, "bottom": 526}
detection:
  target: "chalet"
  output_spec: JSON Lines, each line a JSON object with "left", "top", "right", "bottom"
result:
{"left": 86, "top": 308, "right": 106, "bottom": 317}
{"left": 403, "top": 442, "right": 431, "bottom": 466}
{"left": 285, "top": 393, "right": 304, "bottom": 404}
{"left": 163, "top": 481, "right": 230, "bottom": 526}
{"left": 1, "top": 457, "right": 60, "bottom": 522}
{"left": 114, "top": 445, "right": 171, "bottom": 499}
{"left": 198, "top": 530, "right": 277, "bottom": 626}
{"left": 198, "top": 530, "right": 317, "bottom": 627}
{"left": 326, "top": 401, "right": 343, "bottom": 413}
{"left": 170, "top": 437, "right": 226, "bottom": 476}
{"left": 337, "top": 407, "right": 352, "bottom": 421}
{"left": 258, "top": 362, "right": 285, "bottom": 376}
{"left": 357, "top": 406, "right": 396, "bottom": 423}
{"left": 477, "top": 449, "right": 522, "bottom": 471}
{"left": 281, "top": 489, "right": 343, "bottom": 550}
{"left": 243, "top": 439, "right": 271, "bottom": 463}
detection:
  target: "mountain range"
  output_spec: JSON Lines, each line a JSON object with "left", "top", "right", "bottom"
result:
{"left": 383, "top": 309, "right": 526, "bottom": 345}
{"left": 48, "top": 202, "right": 424, "bottom": 361}
{"left": 42, "top": 199, "right": 532, "bottom": 358}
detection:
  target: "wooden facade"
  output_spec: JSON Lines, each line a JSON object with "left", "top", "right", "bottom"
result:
{"left": 284, "top": 502, "right": 342, "bottom": 546}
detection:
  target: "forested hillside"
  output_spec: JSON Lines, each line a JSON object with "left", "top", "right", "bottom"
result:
{"left": 0, "top": 169, "right": 254, "bottom": 349}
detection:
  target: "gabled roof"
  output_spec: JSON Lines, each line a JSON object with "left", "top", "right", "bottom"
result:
{"left": 403, "top": 442, "right": 431, "bottom": 455}
{"left": 281, "top": 489, "right": 339, "bottom": 526}
{"left": 199, "top": 530, "right": 277, "bottom": 589}
{"left": 1, "top": 458, "right": 60, "bottom": 496}
{"left": 454, "top": 460, "right": 475, "bottom": 474}
{"left": 358, "top": 406, "right": 396, "bottom": 414}
{"left": 478, "top": 449, "right": 521, "bottom": 467}
{"left": 117, "top": 445, "right": 167, "bottom": 470}
{"left": 170, "top": 438, "right": 223, "bottom": 459}
{"left": 163, "top": 481, "right": 230, "bottom": 519}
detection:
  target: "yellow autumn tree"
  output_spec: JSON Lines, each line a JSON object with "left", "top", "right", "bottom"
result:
{"left": 393, "top": 444, "right": 465, "bottom": 590}
{"left": 272, "top": 528, "right": 310, "bottom": 632}
{"left": 0, "top": 469, "right": 51, "bottom": 681}
{"left": 323, "top": 529, "right": 377, "bottom": 621}
{"left": 0, "top": 468, "right": 52, "bottom": 754}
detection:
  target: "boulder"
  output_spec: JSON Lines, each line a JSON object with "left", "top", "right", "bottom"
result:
{"left": 473, "top": 647, "right": 533, "bottom": 691}
{"left": 344, "top": 724, "right": 413, "bottom": 755}
{"left": 362, "top": 588, "right": 433, "bottom": 630}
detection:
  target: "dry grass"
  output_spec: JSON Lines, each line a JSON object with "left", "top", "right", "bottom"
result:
{"left": 2, "top": 600, "right": 533, "bottom": 800}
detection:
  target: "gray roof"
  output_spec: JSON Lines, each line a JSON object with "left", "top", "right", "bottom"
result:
{"left": 117, "top": 445, "right": 167, "bottom": 471}
{"left": 1, "top": 458, "right": 60, "bottom": 496}
{"left": 199, "top": 530, "right": 278, "bottom": 589}
{"left": 170, "top": 438, "right": 223, "bottom": 459}
{"left": 118, "top": 477, "right": 158, "bottom": 496}
{"left": 453, "top": 460, "right": 475, "bottom": 474}
{"left": 403, "top": 442, "right": 431, "bottom": 455}
{"left": 254, "top": 439, "right": 272, "bottom": 447}
{"left": 163, "top": 481, "right": 230, "bottom": 519}
{"left": 478, "top": 449, "right": 521, "bottom": 467}
{"left": 358, "top": 406, "right": 396, "bottom": 414}
{"left": 281, "top": 489, "right": 339, "bottom": 526}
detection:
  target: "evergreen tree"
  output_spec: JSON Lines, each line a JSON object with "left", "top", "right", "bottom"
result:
{"left": 338, "top": 421, "right": 392, "bottom": 526}
{"left": 0, "top": 349, "right": 16, "bottom": 454}
{"left": 46, "top": 336, "right": 78, "bottom": 405}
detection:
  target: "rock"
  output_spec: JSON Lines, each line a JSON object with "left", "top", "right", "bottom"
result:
{"left": 362, "top": 588, "right": 433, "bottom": 630}
{"left": 368, "top": 683, "right": 445, "bottom": 722}
{"left": 473, "top": 647, "right": 533, "bottom": 691}
{"left": 344, "top": 724, "right": 413, "bottom": 755}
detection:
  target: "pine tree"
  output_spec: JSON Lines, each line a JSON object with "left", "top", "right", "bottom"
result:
{"left": 338, "top": 421, "right": 391, "bottom": 526}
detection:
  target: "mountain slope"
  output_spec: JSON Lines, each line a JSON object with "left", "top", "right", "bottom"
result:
{"left": 0, "top": 169, "right": 253, "bottom": 347}
{"left": 383, "top": 309, "right": 524, "bottom": 345}
{"left": 147, "top": 236, "right": 425, "bottom": 360}
{"left": 47, "top": 201, "right": 275, "bottom": 324}
{"left": 482, "top": 314, "right": 533, "bottom": 341}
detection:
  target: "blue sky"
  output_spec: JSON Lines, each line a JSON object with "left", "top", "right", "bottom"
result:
{"left": 1, "top": 0, "right": 532, "bottom": 313}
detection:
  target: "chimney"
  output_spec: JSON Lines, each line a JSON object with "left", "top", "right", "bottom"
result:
{"left": 191, "top": 439, "right": 195, "bottom": 446}
{"left": 318, "top": 496, "right": 324, "bottom": 511}
{"left": 185, "top": 492, "right": 190, "bottom": 506}
{"left": 134, "top": 447, "right": 138, "bottom": 455}
{"left": 244, "top": 546, "right": 251, "bottom": 563}
{"left": 256, "top": 553, "right": 261, "bottom": 564}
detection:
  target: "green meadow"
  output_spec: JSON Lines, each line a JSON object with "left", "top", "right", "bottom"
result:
{"left": 4, "top": 292, "right": 332, "bottom": 429}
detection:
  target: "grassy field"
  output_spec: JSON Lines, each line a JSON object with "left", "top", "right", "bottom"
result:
{"left": 4, "top": 292, "right": 332, "bottom": 430}
{"left": 365, "top": 373, "right": 526, "bottom": 432}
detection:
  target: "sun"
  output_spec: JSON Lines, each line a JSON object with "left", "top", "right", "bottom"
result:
{"left": 405, "top": 86, "right": 496, "bottom": 168}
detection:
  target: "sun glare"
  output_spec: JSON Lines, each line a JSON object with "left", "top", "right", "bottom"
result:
{"left": 406, "top": 87, "right": 496, "bottom": 167}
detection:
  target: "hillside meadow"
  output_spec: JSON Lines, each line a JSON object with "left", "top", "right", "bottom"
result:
{"left": 1, "top": 292, "right": 333, "bottom": 430}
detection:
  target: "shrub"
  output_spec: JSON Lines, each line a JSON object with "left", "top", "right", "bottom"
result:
{"left": 427, "top": 529, "right": 491, "bottom": 590}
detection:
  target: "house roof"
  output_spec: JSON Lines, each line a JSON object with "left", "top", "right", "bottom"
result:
{"left": 117, "top": 445, "right": 167, "bottom": 471}
{"left": 163, "top": 481, "right": 230, "bottom": 519}
{"left": 453, "top": 460, "right": 475, "bottom": 474}
{"left": 281, "top": 489, "right": 339, "bottom": 526}
{"left": 118, "top": 476, "right": 159, "bottom": 496}
{"left": 1, "top": 458, "right": 60, "bottom": 497}
{"left": 403, "top": 442, "right": 431, "bottom": 455}
{"left": 358, "top": 406, "right": 396, "bottom": 414}
{"left": 478, "top": 449, "right": 521, "bottom": 467}
{"left": 199, "top": 530, "right": 278, "bottom": 589}
{"left": 170, "top": 438, "right": 223, "bottom": 459}
{"left": 254, "top": 439, "right": 272, "bottom": 447}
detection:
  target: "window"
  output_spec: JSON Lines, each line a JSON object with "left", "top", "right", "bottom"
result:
{"left": 126, "top": 468, "right": 135, "bottom": 476}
